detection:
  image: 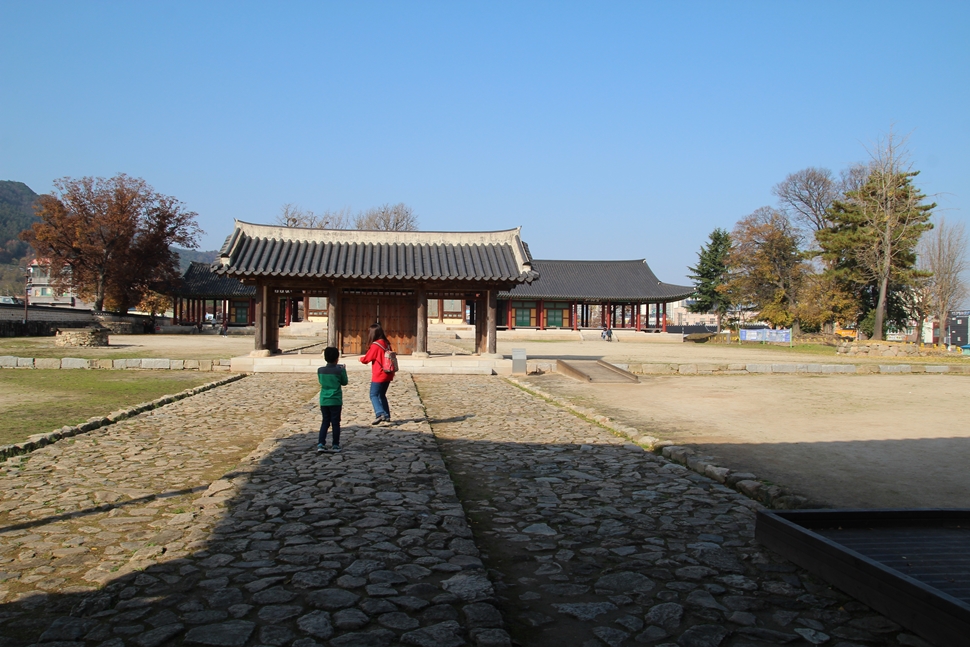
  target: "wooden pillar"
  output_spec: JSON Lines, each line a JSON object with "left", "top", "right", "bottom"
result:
{"left": 248, "top": 298, "right": 255, "bottom": 325}
{"left": 327, "top": 285, "right": 339, "bottom": 349}
{"left": 415, "top": 285, "right": 428, "bottom": 356}
{"left": 438, "top": 299, "right": 444, "bottom": 324}
{"left": 572, "top": 302, "right": 578, "bottom": 331}
{"left": 507, "top": 300, "right": 514, "bottom": 330}
{"left": 267, "top": 290, "right": 280, "bottom": 353}
{"left": 662, "top": 302, "right": 668, "bottom": 332}
{"left": 636, "top": 303, "right": 641, "bottom": 331}
{"left": 486, "top": 289, "right": 497, "bottom": 355}
{"left": 538, "top": 299, "right": 544, "bottom": 330}
{"left": 254, "top": 283, "right": 265, "bottom": 351}
{"left": 285, "top": 298, "right": 292, "bottom": 327}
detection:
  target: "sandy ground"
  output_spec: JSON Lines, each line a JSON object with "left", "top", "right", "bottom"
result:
{"left": 521, "top": 371, "right": 970, "bottom": 509}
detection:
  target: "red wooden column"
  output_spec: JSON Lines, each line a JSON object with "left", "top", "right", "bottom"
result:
{"left": 636, "top": 303, "right": 641, "bottom": 331}
{"left": 507, "top": 301, "right": 514, "bottom": 330}
{"left": 662, "top": 302, "right": 668, "bottom": 332}
{"left": 285, "top": 298, "right": 292, "bottom": 327}
{"left": 538, "top": 299, "right": 545, "bottom": 330}
{"left": 572, "top": 302, "right": 578, "bottom": 331}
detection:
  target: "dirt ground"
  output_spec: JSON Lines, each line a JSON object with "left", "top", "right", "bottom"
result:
{"left": 521, "top": 371, "right": 970, "bottom": 509}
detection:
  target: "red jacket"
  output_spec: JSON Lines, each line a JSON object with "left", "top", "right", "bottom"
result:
{"left": 360, "top": 341, "right": 395, "bottom": 383}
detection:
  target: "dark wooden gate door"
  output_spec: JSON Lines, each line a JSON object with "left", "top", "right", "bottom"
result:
{"left": 341, "top": 295, "right": 417, "bottom": 356}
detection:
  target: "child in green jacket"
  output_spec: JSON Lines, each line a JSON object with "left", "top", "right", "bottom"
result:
{"left": 317, "top": 347, "right": 348, "bottom": 453}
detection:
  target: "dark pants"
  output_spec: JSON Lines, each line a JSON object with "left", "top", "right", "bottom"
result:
{"left": 369, "top": 381, "right": 390, "bottom": 419}
{"left": 319, "top": 405, "right": 342, "bottom": 446}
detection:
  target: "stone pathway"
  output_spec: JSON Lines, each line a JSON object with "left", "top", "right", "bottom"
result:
{"left": 0, "top": 373, "right": 931, "bottom": 647}
{"left": 0, "top": 375, "right": 509, "bottom": 647}
{"left": 414, "top": 375, "right": 926, "bottom": 647}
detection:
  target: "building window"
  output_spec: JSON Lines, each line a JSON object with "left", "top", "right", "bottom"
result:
{"left": 515, "top": 309, "right": 532, "bottom": 327}
{"left": 307, "top": 296, "right": 328, "bottom": 317}
{"left": 427, "top": 299, "right": 439, "bottom": 318}
{"left": 443, "top": 299, "right": 463, "bottom": 318}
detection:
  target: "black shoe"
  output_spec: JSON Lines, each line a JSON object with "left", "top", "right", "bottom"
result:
{"left": 316, "top": 444, "right": 326, "bottom": 453}
{"left": 371, "top": 417, "right": 384, "bottom": 426}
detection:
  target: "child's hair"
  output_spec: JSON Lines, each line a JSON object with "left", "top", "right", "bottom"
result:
{"left": 324, "top": 346, "right": 340, "bottom": 363}
{"left": 367, "top": 323, "right": 389, "bottom": 345}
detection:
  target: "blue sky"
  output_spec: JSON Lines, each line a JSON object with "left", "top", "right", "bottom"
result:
{"left": 2, "top": 1, "right": 968, "bottom": 286}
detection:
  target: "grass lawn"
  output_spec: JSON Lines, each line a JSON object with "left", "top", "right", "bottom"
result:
{"left": 0, "top": 371, "right": 219, "bottom": 446}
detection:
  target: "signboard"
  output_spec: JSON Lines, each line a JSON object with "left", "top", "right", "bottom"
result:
{"left": 739, "top": 328, "right": 792, "bottom": 343}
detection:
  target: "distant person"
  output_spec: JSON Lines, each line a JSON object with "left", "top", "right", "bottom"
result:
{"left": 220, "top": 318, "right": 229, "bottom": 337}
{"left": 360, "top": 323, "right": 396, "bottom": 425}
{"left": 317, "top": 346, "right": 348, "bottom": 453}
{"left": 601, "top": 326, "right": 613, "bottom": 341}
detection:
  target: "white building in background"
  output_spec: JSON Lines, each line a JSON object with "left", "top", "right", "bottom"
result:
{"left": 28, "top": 259, "right": 91, "bottom": 309}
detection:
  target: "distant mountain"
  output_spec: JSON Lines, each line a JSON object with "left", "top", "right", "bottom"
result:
{"left": 173, "top": 247, "right": 219, "bottom": 274}
{"left": 0, "top": 180, "right": 39, "bottom": 264}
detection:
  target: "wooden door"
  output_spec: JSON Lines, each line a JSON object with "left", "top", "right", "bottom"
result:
{"left": 341, "top": 295, "right": 417, "bottom": 355}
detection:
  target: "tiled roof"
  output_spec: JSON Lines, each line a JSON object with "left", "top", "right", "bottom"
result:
{"left": 176, "top": 262, "right": 255, "bottom": 297}
{"left": 213, "top": 221, "right": 538, "bottom": 284}
{"left": 499, "top": 259, "right": 694, "bottom": 302}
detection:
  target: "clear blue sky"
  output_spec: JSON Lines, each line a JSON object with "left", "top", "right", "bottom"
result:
{"left": 2, "top": 1, "right": 968, "bottom": 286}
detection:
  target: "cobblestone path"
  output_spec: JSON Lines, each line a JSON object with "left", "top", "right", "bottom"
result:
{"left": 0, "top": 374, "right": 509, "bottom": 647}
{"left": 415, "top": 375, "right": 921, "bottom": 647}
{"left": 0, "top": 373, "right": 930, "bottom": 647}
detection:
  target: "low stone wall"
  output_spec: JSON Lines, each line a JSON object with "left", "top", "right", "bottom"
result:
{"left": 0, "top": 374, "right": 245, "bottom": 461}
{"left": 54, "top": 327, "right": 110, "bottom": 347}
{"left": 0, "top": 356, "right": 233, "bottom": 371}
{"left": 837, "top": 341, "right": 957, "bottom": 358}
{"left": 625, "top": 361, "right": 969, "bottom": 375}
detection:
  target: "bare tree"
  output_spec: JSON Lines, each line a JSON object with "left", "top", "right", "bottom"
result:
{"left": 819, "top": 129, "right": 935, "bottom": 340}
{"left": 922, "top": 216, "right": 969, "bottom": 346}
{"left": 354, "top": 203, "right": 419, "bottom": 231}
{"left": 275, "top": 204, "right": 352, "bottom": 229}
{"left": 773, "top": 167, "right": 840, "bottom": 233}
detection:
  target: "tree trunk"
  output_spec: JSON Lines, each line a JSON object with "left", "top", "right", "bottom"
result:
{"left": 872, "top": 273, "right": 889, "bottom": 341}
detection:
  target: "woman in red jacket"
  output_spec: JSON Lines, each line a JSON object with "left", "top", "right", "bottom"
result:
{"left": 360, "top": 323, "right": 394, "bottom": 425}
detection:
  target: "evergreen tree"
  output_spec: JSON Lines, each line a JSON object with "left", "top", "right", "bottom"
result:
{"left": 818, "top": 167, "right": 933, "bottom": 340}
{"left": 687, "top": 228, "right": 732, "bottom": 332}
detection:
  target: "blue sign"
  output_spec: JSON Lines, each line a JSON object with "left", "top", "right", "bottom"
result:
{"left": 740, "top": 328, "right": 791, "bottom": 343}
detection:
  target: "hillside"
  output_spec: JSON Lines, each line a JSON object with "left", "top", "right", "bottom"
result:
{"left": 0, "top": 180, "right": 39, "bottom": 265}
{"left": 173, "top": 247, "right": 219, "bottom": 274}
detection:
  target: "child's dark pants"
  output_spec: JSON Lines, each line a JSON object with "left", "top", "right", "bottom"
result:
{"left": 319, "top": 405, "right": 342, "bottom": 446}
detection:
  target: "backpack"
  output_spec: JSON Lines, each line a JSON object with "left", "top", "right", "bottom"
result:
{"left": 376, "top": 341, "right": 398, "bottom": 374}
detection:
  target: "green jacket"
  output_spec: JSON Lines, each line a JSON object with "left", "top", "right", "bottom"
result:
{"left": 317, "top": 364, "right": 348, "bottom": 406}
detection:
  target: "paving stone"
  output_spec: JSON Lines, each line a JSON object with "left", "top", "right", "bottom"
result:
{"left": 183, "top": 620, "right": 256, "bottom": 646}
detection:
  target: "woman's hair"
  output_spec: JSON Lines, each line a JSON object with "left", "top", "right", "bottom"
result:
{"left": 367, "top": 323, "right": 388, "bottom": 345}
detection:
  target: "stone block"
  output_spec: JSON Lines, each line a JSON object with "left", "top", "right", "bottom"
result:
{"left": 170, "top": 360, "right": 184, "bottom": 370}
{"left": 219, "top": 359, "right": 232, "bottom": 366}
{"left": 35, "top": 358, "right": 61, "bottom": 369}
{"left": 113, "top": 359, "right": 127, "bottom": 369}
{"left": 796, "top": 364, "right": 822, "bottom": 373}
{"left": 198, "top": 360, "right": 213, "bottom": 371}
{"left": 771, "top": 364, "right": 797, "bottom": 373}
{"left": 640, "top": 364, "right": 672, "bottom": 374}
{"left": 678, "top": 364, "right": 697, "bottom": 375}
{"left": 746, "top": 364, "right": 771, "bottom": 373}
{"left": 184, "top": 359, "right": 200, "bottom": 369}
{"left": 695, "top": 363, "right": 721, "bottom": 373}
{"left": 705, "top": 465, "right": 730, "bottom": 483}
{"left": 97, "top": 359, "right": 114, "bottom": 369}
{"left": 879, "top": 364, "right": 910, "bottom": 373}
{"left": 856, "top": 364, "right": 878, "bottom": 374}
{"left": 125, "top": 358, "right": 142, "bottom": 369}
{"left": 60, "top": 358, "right": 91, "bottom": 369}
{"left": 736, "top": 480, "right": 763, "bottom": 498}
{"left": 727, "top": 363, "right": 746, "bottom": 372}
{"left": 924, "top": 365, "right": 948, "bottom": 373}
{"left": 17, "top": 357, "right": 34, "bottom": 368}
{"left": 143, "top": 359, "right": 171, "bottom": 370}
{"left": 0, "top": 356, "right": 17, "bottom": 368}
{"left": 213, "top": 364, "right": 230, "bottom": 371}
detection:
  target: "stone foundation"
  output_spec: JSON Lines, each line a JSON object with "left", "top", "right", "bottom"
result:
{"left": 55, "top": 327, "right": 109, "bottom": 347}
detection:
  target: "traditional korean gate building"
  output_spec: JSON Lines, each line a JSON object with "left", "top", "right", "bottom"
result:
{"left": 498, "top": 259, "right": 693, "bottom": 331}
{"left": 212, "top": 221, "right": 538, "bottom": 356}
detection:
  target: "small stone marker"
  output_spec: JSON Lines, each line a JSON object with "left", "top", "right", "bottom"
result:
{"left": 512, "top": 348, "right": 526, "bottom": 374}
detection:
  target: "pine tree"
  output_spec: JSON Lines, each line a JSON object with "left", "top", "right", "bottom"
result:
{"left": 687, "top": 228, "right": 732, "bottom": 332}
